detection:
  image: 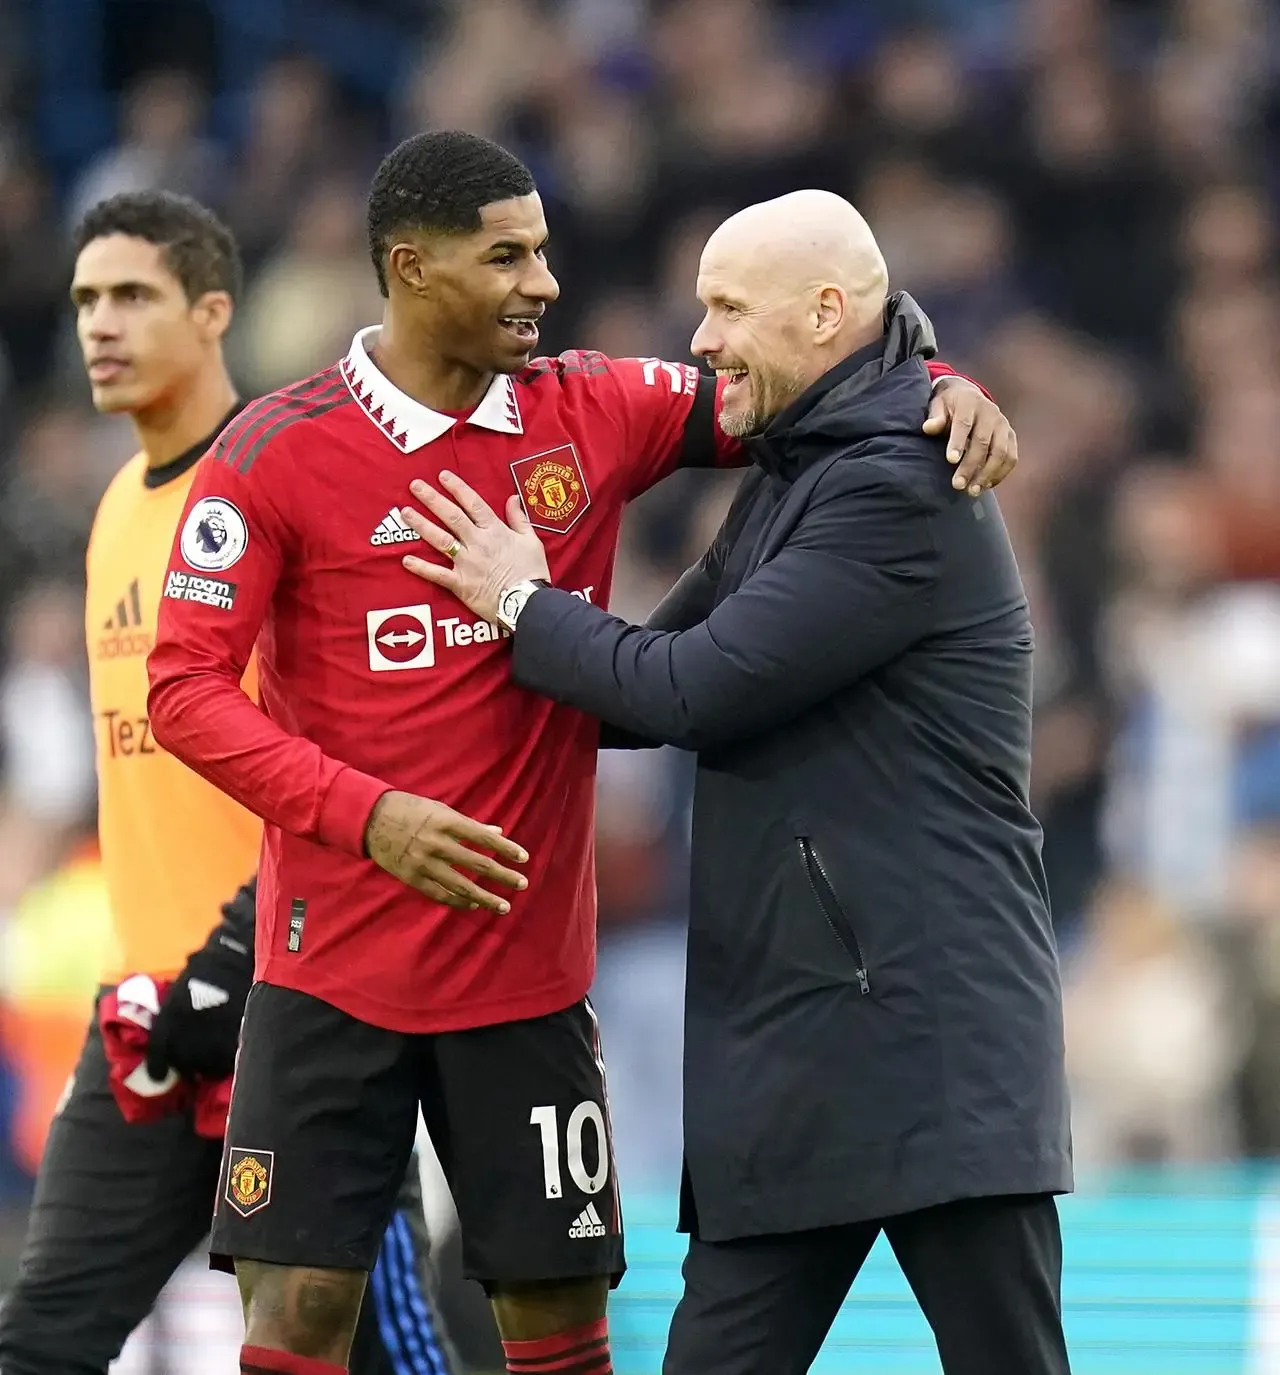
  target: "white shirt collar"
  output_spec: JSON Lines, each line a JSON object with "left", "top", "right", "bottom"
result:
{"left": 339, "top": 325, "right": 524, "bottom": 452}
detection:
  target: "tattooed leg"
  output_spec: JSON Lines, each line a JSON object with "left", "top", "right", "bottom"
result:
{"left": 236, "top": 1260, "right": 367, "bottom": 1365}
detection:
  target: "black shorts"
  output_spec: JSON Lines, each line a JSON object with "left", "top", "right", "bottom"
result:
{"left": 211, "top": 982, "right": 625, "bottom": 1290}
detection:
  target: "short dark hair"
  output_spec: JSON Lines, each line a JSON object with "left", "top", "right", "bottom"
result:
{"left": 72, "top": 191, "right": 243, "bottom": 303}
{"left": 367, "top": 130, "right": 537, "bottom": 297}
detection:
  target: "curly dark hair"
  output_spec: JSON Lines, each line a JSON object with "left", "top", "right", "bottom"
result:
{"left": 72, "top": 191, "right": 243, "bottom": 303}
{"left": 367, "top": 130, "right": 536, "bottom": 297}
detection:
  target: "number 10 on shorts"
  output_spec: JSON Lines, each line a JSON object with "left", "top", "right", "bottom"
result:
{"left": 529, "top": 1102, "right": 609, "bottom": 1199}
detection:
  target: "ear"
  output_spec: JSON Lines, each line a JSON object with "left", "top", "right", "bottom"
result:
{"left": 387, "top": 241, "right": 430, "bottom": 296}
{"left": 812, "top": 285, "right": 845, "bottom": 344}
{"left": 193, "top": 290, "right": 234, "bottom": 343}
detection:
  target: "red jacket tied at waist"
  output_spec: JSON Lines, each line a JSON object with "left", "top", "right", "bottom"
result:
{"left": 97, "top": 973, "right": 231, "bottom": 1139}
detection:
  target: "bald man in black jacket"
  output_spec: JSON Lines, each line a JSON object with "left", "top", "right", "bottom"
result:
{"left": 399, "top": 192, "right": 1072, "bottom": 1375}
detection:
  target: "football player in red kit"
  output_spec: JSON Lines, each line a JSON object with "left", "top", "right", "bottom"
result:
{"left": 147, "top": 131, "right": 1017, "bottom": 1375}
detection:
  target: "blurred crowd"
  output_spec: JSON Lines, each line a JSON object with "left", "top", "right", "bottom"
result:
{"left": 2, "top": 0, "right": 1280, "bottom": 1221}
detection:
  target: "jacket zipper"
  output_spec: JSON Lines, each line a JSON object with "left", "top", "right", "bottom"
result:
{"left": 797, "top": 838, "right": 871, "bottom": 995}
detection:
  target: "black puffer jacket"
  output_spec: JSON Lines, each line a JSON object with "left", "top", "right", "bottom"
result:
{"left": 512, "top": 294, "right": 1072, "bottom": 1240}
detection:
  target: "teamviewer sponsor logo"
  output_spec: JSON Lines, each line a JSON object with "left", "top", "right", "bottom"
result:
{"left": 366, "top": 588, "right": 594, "bottom": 672}
{"left": 568, "top": 1202, "right": 607, "bottom": 1239}
{"left": 367, "top": 604, "right": 435, "bottom": 671}
{"left": 163, "top": 569, "right": 237, "bottom": 611}
{"left": 369, "top": 508, "right": 421, "bottom": 546}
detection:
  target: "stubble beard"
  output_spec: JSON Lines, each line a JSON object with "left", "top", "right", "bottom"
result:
{"left": 717, "top": 403, "right": 760, "bottom": 439}
{"left": 716, "top": 363, "right": 807, "bottom": 439}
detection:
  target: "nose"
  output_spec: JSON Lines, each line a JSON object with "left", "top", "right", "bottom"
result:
{"left": 85, "top": 299, "right": 121, "bottom": 340}
{"left": 690, "top": 311, "right": 719, "bottom": 362}
{"left": 525, "top": 256, "right": 560, "bottom": 304}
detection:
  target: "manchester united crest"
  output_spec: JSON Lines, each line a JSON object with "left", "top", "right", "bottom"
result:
{"left": 225, "top": 1149, "right": 273, "bottom": 1217}
{"left": 511, "top": 444, "right": 590, "bottom": 533}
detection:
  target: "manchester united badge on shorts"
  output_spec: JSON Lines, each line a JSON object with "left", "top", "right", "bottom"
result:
{"left": 511, "top": 444, "right": 590, "bottom": 533}
{"left": 225, "top": 1149, "right": 273, "bottom": 1217}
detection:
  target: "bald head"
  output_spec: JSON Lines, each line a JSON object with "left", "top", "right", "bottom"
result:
{"left": 703, "top": 191, "right": 888, "bottom": 321}
{"left": 691, "top": 191, "right": 890, "bottom": 437}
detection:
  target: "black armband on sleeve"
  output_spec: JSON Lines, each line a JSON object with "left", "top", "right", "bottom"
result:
{"left": 677, "top": 374, "right": 720, "bottom": 469}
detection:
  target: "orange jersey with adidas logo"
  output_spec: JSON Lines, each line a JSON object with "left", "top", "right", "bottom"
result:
{"left": 87, "top": 451, "right": 261, "bottom": 980}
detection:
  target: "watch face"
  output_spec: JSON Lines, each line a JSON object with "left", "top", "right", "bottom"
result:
{"left": 499, "top": 588, "right": 525, "bottom": 629}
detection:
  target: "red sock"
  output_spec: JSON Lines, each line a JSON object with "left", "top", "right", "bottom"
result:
{"left": 503, "top": 1317, "right": 613, "bottom": 1375}
{"left": 240, "top": 1345, "right": 347, "bottom": 1375}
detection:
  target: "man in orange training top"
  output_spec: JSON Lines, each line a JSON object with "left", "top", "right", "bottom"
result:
{"left": 0, "top": 190, "right": 460, "bottom": 1375}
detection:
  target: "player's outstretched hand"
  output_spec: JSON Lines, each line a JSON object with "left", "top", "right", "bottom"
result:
{"left": 365, "top": 791, "right": 529, "bottom": 912}
{"left": 924, "top": 377, "right": 1018, "bottom": 497}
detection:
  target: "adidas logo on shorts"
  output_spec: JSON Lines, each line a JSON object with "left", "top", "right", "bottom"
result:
{"left": 370, "top": 508, "right": 421, "bottom": 546}
{"left": 568, "top": 1201, "right": 607, "bottom": 1239}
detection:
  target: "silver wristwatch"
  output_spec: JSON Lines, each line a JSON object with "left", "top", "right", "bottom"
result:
{"left": 496, "top": 578, "right": 551, "bottom": 633}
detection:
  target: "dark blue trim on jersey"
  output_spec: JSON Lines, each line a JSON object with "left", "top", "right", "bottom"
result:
{"left": 369, "top": 1212, "right": 448, "bottom": 1375}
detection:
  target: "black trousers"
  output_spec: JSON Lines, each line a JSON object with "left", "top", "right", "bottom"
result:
{"left": 0, "top": 1010, "right": 456, "bottom": 1375}
{"left": 663, "top": 1193, "right": 1071, "bottom": 1375}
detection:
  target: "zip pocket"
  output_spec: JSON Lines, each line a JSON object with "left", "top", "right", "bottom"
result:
{"left": 796, "top": 838, "right": 871, "bottom": 995}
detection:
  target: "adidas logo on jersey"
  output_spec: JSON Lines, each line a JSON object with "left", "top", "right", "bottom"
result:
{"left": 188, "top": 979, "right": 230, "bottom": 1012}
{"left": 96, "top": 578, "right": 152, "bottom": 659}
{"left": 370, "top": 509, "right": 421, "bottom": 546}
{"left": 568, "top": 1202, "right": 607, "bottom": 1239}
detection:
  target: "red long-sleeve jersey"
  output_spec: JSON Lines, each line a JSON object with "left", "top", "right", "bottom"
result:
{"left": 148, "top": 328, "right": 968, "bottom": 1032}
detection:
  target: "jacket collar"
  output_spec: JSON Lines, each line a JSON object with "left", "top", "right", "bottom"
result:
{"left": 339, "top": 325, "right": 524, "bottom": 453}
{"left": 747, "top": 291, "right": 937, "bottom": 479}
